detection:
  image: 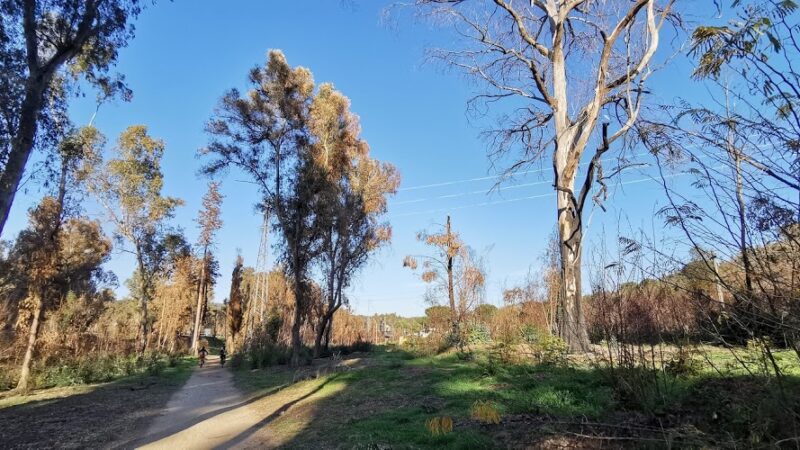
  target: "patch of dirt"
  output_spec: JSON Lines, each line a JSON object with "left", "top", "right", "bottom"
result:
{"left": 0, "top": 375, "right": 185, "bottom": 449}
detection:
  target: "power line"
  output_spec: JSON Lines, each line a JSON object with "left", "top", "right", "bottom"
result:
{"left": 394, "top": 171, "right": 690, "bottom": 218}
{"left": 398, "top": 151, "right": 651, "bottom": 192}
{"left": 393, "top": 179, "right": 552, "bottom": 205}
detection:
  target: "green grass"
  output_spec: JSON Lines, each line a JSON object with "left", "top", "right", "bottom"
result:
{"left": 230, "top": 344, "right": 800, "bottom": 448}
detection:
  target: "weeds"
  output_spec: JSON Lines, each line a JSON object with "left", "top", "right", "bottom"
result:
{"left": 470, "top": 400, "right": 501, "bottom": 424}
{"left": 22, "top": 352, "right": 178, "bottom": 390}
{"left": 426, "top": 416, "right": 453, "bottom": 436}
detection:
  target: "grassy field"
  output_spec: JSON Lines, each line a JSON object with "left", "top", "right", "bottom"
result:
{"left": 233, "top": 345, "right": 800, "bottom": 449}
{"left": 0, "top": 357, "right": 195, "bottom": 449}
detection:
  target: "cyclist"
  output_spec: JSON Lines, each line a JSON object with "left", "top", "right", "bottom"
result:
{"left": 219, "top": 345, "right": 227, "bottom": 368}
{"left": 198, "top": 346, "right": 208, "bottom": 367}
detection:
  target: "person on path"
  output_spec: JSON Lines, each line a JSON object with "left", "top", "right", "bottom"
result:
{"left": 219, "top": 345, "right": 227, "bottom": 367}
{"left": 198, "top": 346, "right": 208, "bottom": 367}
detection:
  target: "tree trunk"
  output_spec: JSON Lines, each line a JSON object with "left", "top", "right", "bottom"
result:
{"left": 446, "top": 215, "right": 456, "bottom": 332}
{"left": 0, "top": 78, "right": 46, "bottom": 238}
{"left": 733, "top": 153, "right": 753, "bottom": 294}
{"left": 556, "top": 192, "right": 590, "bottom": 352}
{"left": 323, "top": 316, "right": 333, "bottom": 349}
{"left": 16, "top": 294, "right": 43, "bottom": 392}
{"left": 313, "top": 315, "right": 327, "bottom": 359}
{"left": 136, "top": 252, "right": 150, "bottom": 356}
{"left": 290, "top": 269, "right": 304, "bottom": 367}
{"left": 191, "top": 251, "right": 208, "bottom": 354}
{"left": 290, "top": 298, "right": 303, "bottom": 366}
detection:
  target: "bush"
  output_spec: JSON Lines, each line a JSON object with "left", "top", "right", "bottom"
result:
{"left": 534, "top": 334, "right": 568, "bottom": 365}
{"left": 29, "top": 352, "right": 174, "bottom": 389}
{"left": 467, "top": 323, "right": 492, "bottom": 345}
{"left": 520, "top": 324, "right": 541, "bottom": 345}
{"left": 426, "top": 416, "right": 453, "bottom": 436}
{"left": 230, "top": 352, "right": 245, "bottom": 369}
{"left": 330, "top": 339, "right": 372, "bottom": 356}
{"left": 664, "top": 347, "right": 702, "bottom": 377}
{"left": 471, "top": 400, "right": 502, "bottom": 424}
{"left": 246, "top": 342, "right": 293, "bottom": 369}
{"left": 402, "top": 335, "right": 441, "bottom": 357}
{"left": 0, "top": 367, "right": 18, "bottom": 390}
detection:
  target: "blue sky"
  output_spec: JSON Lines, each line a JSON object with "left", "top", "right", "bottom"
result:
{"left": 4, "top": 1, "right": 717, "bottom": 317}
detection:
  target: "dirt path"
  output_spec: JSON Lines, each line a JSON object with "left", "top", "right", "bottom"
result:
{"left": 135, "top": 356, "right": 270, "bottom": 449}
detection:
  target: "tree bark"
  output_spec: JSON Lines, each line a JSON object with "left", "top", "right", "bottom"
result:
{"left": 446, "top": 215, "right": 456, "bottom": 332}
{"left": 191, "top": 250, "right": 208, "bottom": 354}
{"left": 556, "top": 192, "right": 590, "bottom": 352}
{"left": 0, "top": 79, "right": 46, "bottom": 237}
{"left": 323, "top": 315, "right": 333, "bottom": 349}
{"left": 290, "top": 272, "right": 304, "bottom": 367}
{"left": 136, "top": 251, "right": 150, "bottom": 355}
{"left": 16, "top": 294, "right": 43, "bottom": 392}
{"left": 313, "top": 313, "right": 328, "bottom": 358}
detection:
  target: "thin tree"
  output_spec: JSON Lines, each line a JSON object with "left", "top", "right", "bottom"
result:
{"left": 226, "top": 254, "right": 245, "bottom": 352}
{"left": 0, "top": 0, "right": 144, "bottom": 237}
{"left": 404, "top": 216, "right": 465, "bottom": 336}
{"left": 191, "top": 182, "right": 223, "bottom": 353}
{"left": 87, "top": 125, "right": 182, "bottom": 355}
{"left": 415, "top": 0, "right": 675, "bottom": 351}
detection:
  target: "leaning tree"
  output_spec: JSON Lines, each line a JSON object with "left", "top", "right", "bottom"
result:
{"left": 0, "top": 0, "right": 144, "bottom": 237}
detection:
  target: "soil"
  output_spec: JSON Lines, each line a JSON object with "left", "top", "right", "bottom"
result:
{"left": 134, "top": 355, "right": 275, "bottom": 449}
{"left": 0, "top": 371, "right": 185, "bottom": 449}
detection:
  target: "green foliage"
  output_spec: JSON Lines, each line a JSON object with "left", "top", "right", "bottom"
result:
{"left": 520, "top": 324, "right": 541, "bottom": 345}
{"left": 264, "top": 314, "right": 283, "bottom": 342}
{"left": 533, "top": 334, "right": 569, "bottom": 366}
{"left": 402, "top": 335, "right": 440, "bottom": 357}
{"left": 467, "top": 322, "right": 491, "bottom": 345}
{"left": 330, "top": 339, "right": 373, "bottom": 356}
{"left": 28, "top": 352, "right": 178, "bottom": 390}
{"left": 664, "top": 348, "right": 703, "bottom": 377}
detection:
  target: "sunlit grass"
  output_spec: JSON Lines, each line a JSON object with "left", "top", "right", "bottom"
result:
{"left": 232, "top": 345, "right": 800, "bottom": 448}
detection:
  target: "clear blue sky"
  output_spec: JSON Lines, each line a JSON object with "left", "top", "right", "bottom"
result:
{"left": 4, "top": 1, "right": 717, "bottom": 317}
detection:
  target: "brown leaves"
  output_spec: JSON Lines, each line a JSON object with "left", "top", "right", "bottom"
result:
{"left": 197, "top": 181, "right": 223, "bottom": 248}
{"left": 402, "top": 255, "right": 418, "bottom": 270}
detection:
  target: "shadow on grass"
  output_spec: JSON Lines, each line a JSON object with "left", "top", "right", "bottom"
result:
{"left": 223, "top": 346, "right": 800, "bottom": 449}
{"left": 218, "top": 374, "right": 340, "bottom": 449}
{"left": 0, "top": 359, "right": 194, "bottom": 449}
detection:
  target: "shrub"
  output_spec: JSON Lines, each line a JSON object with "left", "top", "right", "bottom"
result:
{"left": 534, "top": 334, "right": 568, "bottom": 365}
{"left": 664, "top": 347, "right": 702, "bottom": 377}
{"left": 28, "top": 352, "right": 175, "bottom": 389}
{"left": 331, "top": 339, "right": 372, "bottom": 356}
{"left": 471, "top": 400, "right": 501, "bottom": 424}
{"left": 246, "top": 342, "right": 293, "bottom": 369}
{"left": 402, "top": 335, "right": 440, "bottom": 357}
{"left": 520, "top": 324, "right": 541, "bottom": 345}
{"left": 230, "top": 352, "right": 245, "bottom": 369}
{"left": 426, "top": 416, "right": 454, "bottom": 436}
{"left": 0, "top": 367, "right": 17, "bottom": 390}
{"left": 467, "top": 323, "right": 491, "bottom": 345}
